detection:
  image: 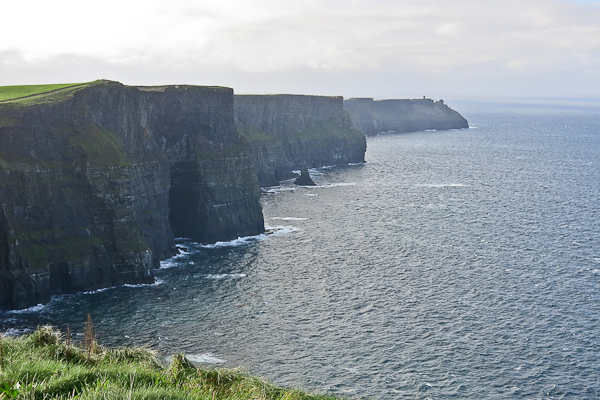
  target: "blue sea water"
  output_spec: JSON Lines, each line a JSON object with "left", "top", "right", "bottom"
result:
{"left": 2, "top": 100, "right": 600, "bottom": 399}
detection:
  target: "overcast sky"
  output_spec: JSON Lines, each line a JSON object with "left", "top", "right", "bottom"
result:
{"left": 1, "top": 0, "right": 599, "bottom": 100}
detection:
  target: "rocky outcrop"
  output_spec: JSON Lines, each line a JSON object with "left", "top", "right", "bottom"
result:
{"left": 343, "top": 97, "right": 468, "bottom": 136}
{"left": 0, "top": 80, "right": 264, "bottom": 310}
{"left": 294, "top": 166, "right": 316, "bottom": 186}
{"left": 234, "top": 95, "right": 366, "bottom": 187}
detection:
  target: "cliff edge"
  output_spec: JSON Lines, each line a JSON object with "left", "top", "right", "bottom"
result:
{"left": 343, "top": 97, "right": 468, "bottom": 136}
{"left": 0, "top": 80, "right": 264, "bottom": 310}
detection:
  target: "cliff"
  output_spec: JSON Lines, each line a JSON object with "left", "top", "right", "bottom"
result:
{"left": 234, "top": 95, "right": 366, "bottom": 187}
{"left": 343, "top": 97, "right": 468, "bottom": 136}
{"left": 0, "top": 80, "right": 264, "bottom": 310}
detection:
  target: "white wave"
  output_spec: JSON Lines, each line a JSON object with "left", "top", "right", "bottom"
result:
{"left": 201, "top": 226, "right": 299, "bottom": 249}
{"left": 83, "top": 278, "right": 163, "bottom": 293}
{"left": 124, "top": 279, "right": 164, "bottom": 288}
{"left": 265, "top": 225, "right": 300, "bottom": 236}
{"left": 315, "top": 182, "right": 356, "bottom": 188}
{"left": 304, "top": 193, "right": 318, "bottom": 196}
{"left": 262, "top": 186, "right": 297, "bottom": 194}
{"left": 271, "top": 217, "right": 309, "bottom": 221}
{"left": 160, "top": 259, "right": 187, "bottom": 269}
{"left": 175, "top": 246, "right": 192, "bottom": 254}
{"left": 205, "top": 273, "right": 247, "bottom": 279}
{"left": 200, "top": 235, "right": 262, "bottom": 249}
{"left": 7, "top": 303, "right": 47, "bottom": 314}
{"left": 424, "top": 129, "right": 437, "bottom": 132}
{"left": 160, "top": 247, "right": 193, "bottom": 268}
{"left": 416, "top": 183, "right": 466, "bottom": 188}
{"left": 83, "top": 286, "right": 115, "bottom": 294}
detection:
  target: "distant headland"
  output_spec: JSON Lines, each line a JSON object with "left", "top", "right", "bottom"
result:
{"left": 343, "top": 97, "right": 468, "bottom": 136}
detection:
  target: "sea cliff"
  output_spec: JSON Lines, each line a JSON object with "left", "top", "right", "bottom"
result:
{"left": 343, "top": 97, "right": 468, "bottom": 136}
{"left": 0, "top": 82, "right": 369, "bottom": 311}
{"left": 0, "top": 80, "right": 264, "bottom": 310}
{"left": 234, "top": 95, "right": 366, "bottom": 187}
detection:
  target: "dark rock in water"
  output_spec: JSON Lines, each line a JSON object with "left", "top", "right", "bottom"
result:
{"left": 343, "top": 97, "right": 469, "bottom": 136}
{"left": 294, "top": 167, "right": 316, "bottom": 186}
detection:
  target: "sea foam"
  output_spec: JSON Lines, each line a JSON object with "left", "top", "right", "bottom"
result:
{"left": 199, "top": 226, "right": 299, "bottom": 249}
{"left": 205, "top": 274, "right": 247, "bottom": 279}
{"left": 6, "top": 303, "right": 47, "bottom": 314}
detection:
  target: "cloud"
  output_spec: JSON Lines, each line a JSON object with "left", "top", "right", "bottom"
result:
{"left": 1, "top": 0, "right": 600, "bottom": 97}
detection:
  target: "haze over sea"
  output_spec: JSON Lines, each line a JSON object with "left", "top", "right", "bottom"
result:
{"left": 2, "top": 100, "right": 600, "bottom": 399}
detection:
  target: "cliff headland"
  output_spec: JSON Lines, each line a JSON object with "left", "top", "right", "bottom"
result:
{"left": 343, "top": 97, "right": 468, "bottom": 136}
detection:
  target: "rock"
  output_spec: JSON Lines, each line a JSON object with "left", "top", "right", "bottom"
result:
{"left": 294, "top": 166, "right": 316, "bottom": 186}
{"left": 343, "top": 97, "right": 469, "bottom": 136}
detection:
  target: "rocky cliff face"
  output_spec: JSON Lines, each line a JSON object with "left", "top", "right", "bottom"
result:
{"left": 0, "top": 81, "right": 264, "bottom": 310}
{"left": 234, "top": 95, "right": 366, "bottom": 187}
{"left": 343, "top": 98, "right": 468, "bottom": 136}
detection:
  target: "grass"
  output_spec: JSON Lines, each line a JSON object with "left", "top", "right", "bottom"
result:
{"left": 0, "top": 326, "right": 346, "bottom": 400}
{"left": 0, "top": 81, "right": 115, "bottom": 108}
{"left": 0, "top": 83, "right": 88, "bottom": 103}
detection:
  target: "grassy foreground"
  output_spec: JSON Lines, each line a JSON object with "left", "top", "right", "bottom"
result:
{"left": 0, "top": 326, "right": 342, "bottom": 400}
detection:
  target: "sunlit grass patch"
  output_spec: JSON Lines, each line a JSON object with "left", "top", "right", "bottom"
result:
{"left": 0, "top": 83, "right": 87, "bottom": 102}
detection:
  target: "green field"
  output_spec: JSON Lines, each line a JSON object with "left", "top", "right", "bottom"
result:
{"left": 0, "top": 83, "right": 89, "bottom": 103}
{"left": 0, "top": 325, "right": 345, "bottom": 400}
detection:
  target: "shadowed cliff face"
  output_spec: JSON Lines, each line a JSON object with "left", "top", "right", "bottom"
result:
{"left": 234, "top": 95, "right": 366, "bottom": 187}
{"left": 0, "top": 81, "right": 264, "bottom": 310}
{"left": 343, "top": 98, "right": 469, "bottom": 136}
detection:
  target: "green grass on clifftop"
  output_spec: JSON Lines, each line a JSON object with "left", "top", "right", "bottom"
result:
{"left": 0, "top": 326, "right": 345, "bottom": 400}
{"left": 0, "top": 83, "right": 88, "bottom": 103}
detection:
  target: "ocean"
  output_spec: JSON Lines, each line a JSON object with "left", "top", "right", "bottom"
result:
{"left": 2, "top": 99, "right": 600, "bottom": 399}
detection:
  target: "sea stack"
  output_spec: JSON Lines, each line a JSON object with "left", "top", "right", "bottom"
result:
{"left": 294, "top": 166, "right": 316, "bottom": 186}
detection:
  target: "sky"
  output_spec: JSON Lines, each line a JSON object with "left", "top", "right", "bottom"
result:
{"left": 1, "top": 0, "right": 599, "bottom": 100}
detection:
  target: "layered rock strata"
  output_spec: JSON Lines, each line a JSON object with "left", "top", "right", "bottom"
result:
{"left": 0, "top": 81, "right": 264, "bottom": 310}
{"left": 343, "top": 97, "right": 468, "bottom": 136}
{"left": 234, "top": 95, "right": 366, "bottom": 187}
